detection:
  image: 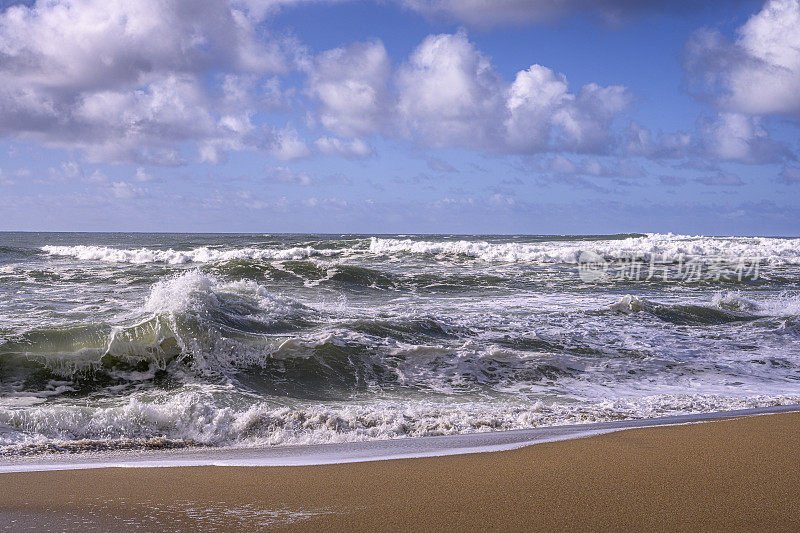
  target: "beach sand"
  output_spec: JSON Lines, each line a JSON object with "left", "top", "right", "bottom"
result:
{"left": 2, "top": 411, "right": 799, "bottom": 531}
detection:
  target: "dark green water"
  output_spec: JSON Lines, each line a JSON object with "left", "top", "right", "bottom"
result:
{"left": 0, "top": 232, "right": 799, "bottom": 454}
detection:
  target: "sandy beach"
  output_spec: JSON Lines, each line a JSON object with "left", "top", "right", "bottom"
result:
{"left": 1, "top": 411, "right": 799, "bottom": 531}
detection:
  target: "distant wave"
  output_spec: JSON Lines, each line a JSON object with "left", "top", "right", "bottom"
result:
{"left": 40, "top": 234, "right": 800, "bottom": 265}
{"left": 41, "top": 245, "right": 344, "bottom": 264}
{"left": 369, "top": 234, "right": 800, "bottom": 264}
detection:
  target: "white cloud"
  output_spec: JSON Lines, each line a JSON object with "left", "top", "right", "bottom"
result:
{"left": 69, "top": 74, "right": 216, "bottom": 163}
{"left": 0, "top": 0, "right": 283, "bottom": 91}
{"left": 111, "top": 181, "right": 150, "bottom": 199}
{"left": 624, "top": 121, "right": 691, "bottom": 159}
{"left": 132, "top": 167, "right": 162, "bottom": 183}
{"left": 394, "top": 32, "right": 629, "bottom": 153}
{"left": 697, "top": 113, "right": 789, "bottom": 164}
{"left": 629, "top": 0, "right": 800, "bottom": 166}
{"left": 727, "top": 0, "right": 800, "bottom": 116}
{"left": 506, "top": 66, "right": 629, "bottom": 153}
{"left": 314, "top": 137, "right": 373, "bottom": 158}
{"left": 685, "top": 0, "right": 800, "bottom": 117}
{"left": 0, "top": 0, "right": 295, "bottom": 165}
{"left": 304, "top": 31, "right": 629, "bottom": 154}
{"left": 301, "top": 196, "right": 349, "bottom": 208}
{"left": 269, "top": 129, "right": 312, "bottom": 160}
{"left": 84, "top": 169, "right": 109, "bottom": 184}
{"left": 624, "top": 114, "right": 789, "bottom": 164}
{"left": 505, "top": 65, "right": 571, "bottom": 152}
{"left": 306, "top": 40, "right": 391, "bottom": 137}
{"left": 397, "top": 32, "right": 504, "bottom": 150}
{"left": 46, "top": 161, "right": 83, "bottom": 181}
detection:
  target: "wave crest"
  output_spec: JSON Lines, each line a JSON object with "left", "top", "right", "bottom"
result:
{"left": 369, "top": 234, "right": 800, "bottom": 264}
{"left": 41, "top": 245, "right": 343, "bottom": 264}
{"left": 1, "top": 391, "right": 796, "bottom": 449}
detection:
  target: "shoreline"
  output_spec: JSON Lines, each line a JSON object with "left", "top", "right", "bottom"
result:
{"left": 0, "top": 403, "right": 797, "bottom": 473}
{"left": 2, "top": 409, "right": 799, "bottom": 530}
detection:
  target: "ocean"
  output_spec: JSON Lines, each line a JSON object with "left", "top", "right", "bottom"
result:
{"left": 1, "top": 232, "right": 799, "bottom": 455}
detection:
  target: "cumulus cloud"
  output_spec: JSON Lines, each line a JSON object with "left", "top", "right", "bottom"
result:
{"left": 395, "top": 32, "right": 629, "bottom": 153}
{"left": 396, "top": 32, "right": 505, "bottom": 149}
{"left": 0, "top": 0, "right": 295, "bottom": 165}
{"left": 306, "top": 40, "right": 392, "bottom": 137}
{"left": 685, "top": 0, "right": 800, "bottom": 117}
{"left": 0, "top": 1, "right": 281, "bottom": 87}
{"left": 304, "top": 32, "right": 630, "bottom": 154}
{"left": 84, "top": 169, "right": 108, "bottom": 184}
{"left": 131, "top": 167, "right": 161, "bottom": 183}
{"left": 621, "top": 0, "right": 800, "bottom": 166}
{"left": 678, "top": 0, "right": 800, "bottom": 165}
{"left": 696, "top": 112, "right": 790, "bottom": 164}
{"left": 624, "top": 114, "right": 790, "bottom": 164}
{"left": 268, "top": 129, "right": 312, "bottom": 160}
{"left": 506, "top": 66, "right": 629, "bottom": 153}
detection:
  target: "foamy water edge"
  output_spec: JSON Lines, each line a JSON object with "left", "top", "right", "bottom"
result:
{"left": 1, "top": 404, "right": 797, "bottom": 473}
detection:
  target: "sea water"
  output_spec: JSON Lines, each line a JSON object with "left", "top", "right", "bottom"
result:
{"left": 1, "top": 232, "right": 799, "bottom": 455}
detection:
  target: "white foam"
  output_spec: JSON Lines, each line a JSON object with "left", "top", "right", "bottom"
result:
{"left": 139, "top": 271, "right": 313, "bottom": 373}
{"left": 369, "top": 233, "right": 800, "bottom": 264}
{"left": 1, "top": 389, "right": 796, "bottom": 451}
{"left": 143, "top": 270, "right": 303, "bottom": 317}
{"left": 607, "top": 291, "right": 800, "bottom": 317}
{"left": 1, "top": 404, "right": 798, "bottom": 472}
{"left": 41, "top": 234, "right": 800, "bottom": 265}
{"left": 41, "top": 245, "right": 341, "bottom": 264}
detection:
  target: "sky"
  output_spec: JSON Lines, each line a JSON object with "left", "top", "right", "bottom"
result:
{"left": 0, "top": 0, "right": 799, "bottom": 235}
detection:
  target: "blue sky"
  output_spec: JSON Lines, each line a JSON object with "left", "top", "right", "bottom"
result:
{"left": 0, "top": 0, "right": 799, "bottom": 234}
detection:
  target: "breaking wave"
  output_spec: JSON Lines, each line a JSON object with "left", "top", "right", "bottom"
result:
{"left": 607, "top": 292, "right": 800, "bottom": 325}
{"left": 41, "top": 245, "right": 346, "bottom": 264}
{"left": 369, "top": 233, "right": 800, "bottom": 264}
{"left": 5, "top": 232, "right": 800, "bottom": 456}
{"left": 0, "top": 271, "right": 316, "bottom": 393}
{"left": 1, "top": 390, "right": 797, "bottom": 450}
{"left": 40, "top": 234, "right": 800, "bottom": 265}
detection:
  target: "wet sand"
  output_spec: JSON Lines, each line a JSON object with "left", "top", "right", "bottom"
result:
{"left": 2, "top": 411, "right": 799, "bottom": 531}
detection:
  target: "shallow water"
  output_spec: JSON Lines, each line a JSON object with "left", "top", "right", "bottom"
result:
{"left": 1, "top": 232, "right": 799, "bottom": 454}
